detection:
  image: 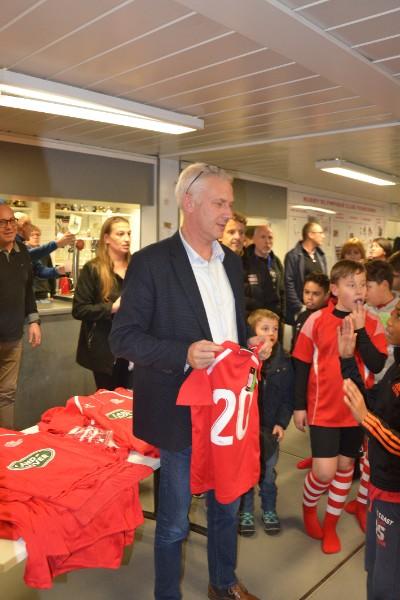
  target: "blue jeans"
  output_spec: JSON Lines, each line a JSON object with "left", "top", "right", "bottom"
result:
{"left": 241, "top": 445, "right": 279, "bottom": 513}
{"left": 154, "top": 446, "right": 240, "bottom": 600}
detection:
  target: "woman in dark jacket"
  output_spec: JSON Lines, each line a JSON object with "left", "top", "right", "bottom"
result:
{"left": 72, "top": 216, "right": 131, "bottom": 390}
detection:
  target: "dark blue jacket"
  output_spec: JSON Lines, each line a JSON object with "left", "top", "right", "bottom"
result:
{"left": 284, "top": 241, "right": 327, "bottom": 325}
{"left": 259, "top": 342, "right": 295, "bottom": 431}
{"left": 110, "top": 232, "right": 247, "bottom": 451}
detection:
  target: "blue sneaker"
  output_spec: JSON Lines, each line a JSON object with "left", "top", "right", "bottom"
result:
{"left": 262, "top": 510, "right": 281, "bottom": 535}
{"left": 238, "top": 512, "right": 255, "bottom": 537}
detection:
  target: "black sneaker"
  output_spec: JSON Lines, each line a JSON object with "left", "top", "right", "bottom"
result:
{"left": 262, "top": 510, "right": 281, "bottom": 535}
{"left": 238, "top": 512, "right": 255, "bottom": 537}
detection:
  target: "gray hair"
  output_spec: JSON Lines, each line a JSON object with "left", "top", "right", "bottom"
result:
{"left": 175, "top": 162, "right": 232, "bottom": 208}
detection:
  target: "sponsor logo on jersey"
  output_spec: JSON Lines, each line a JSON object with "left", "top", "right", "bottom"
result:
{"left": 4, "top": 439, "right": 23, "bottom": 448}
{"left": 105, "top": 409, "right": 132, "bottom": 420}
{"left": 245, "top": 367, "right": 257, "bottom": 392}
{"left": 7, "top": 448, "right": 56, "bottom": 470}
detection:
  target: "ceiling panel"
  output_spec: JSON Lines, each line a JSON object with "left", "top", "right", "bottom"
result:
{"left": 298, "top": 0, "right": 400, "bottom": 30}
{"left": 153, "top": 61, "right": 313, "bottom": 109}
{"left": 50, "top": 13, "right": 230, "bottom": 88}
{"left": 176, "top": 80, "right": 345, "bottom": 115}
{"left": 131, "top": 48, "right": 284, "bottom": 103}
{"left": 356, "top": 35, "right": 400, "bottom": 61}
{"left": 0, "top": 0, "right": 123, "bottom": 67}
{"left": 374, "top": 56, "right": 400, "bottom": 75}
{"left": 13, "top": 0, "right": 190, "bottom": 77}
{"left": 324, "top": 12, "right": 400, "bottom": 47}
{"left": 0, "top": 0, "right": 42, "bottom": 29}
{"left": 95, "top": 33, "right": 261, "bottom": 97}
{"left": 0, "top": 0, "right": 400, "bottom": 204}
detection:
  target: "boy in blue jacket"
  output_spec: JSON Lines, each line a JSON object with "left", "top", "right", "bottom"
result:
{"left": 239, "top": 309, "right": 295, "bottom": 536}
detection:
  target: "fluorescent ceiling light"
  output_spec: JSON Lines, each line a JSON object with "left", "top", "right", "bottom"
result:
{"left": 0, "top": 71, "right": 203, "bottom": 135}
{"left": 292, "top": 204, "right": 336, "bottom": 215}
{"left": 316, "top": 159, "right": 398, "bottom": 186}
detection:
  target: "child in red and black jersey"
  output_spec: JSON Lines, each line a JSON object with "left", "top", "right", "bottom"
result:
{"left": 292, "top": 260, "right": 387, "bottom": 553}
{"left": 340, "top": 301, "right": 400, "bottom": 600}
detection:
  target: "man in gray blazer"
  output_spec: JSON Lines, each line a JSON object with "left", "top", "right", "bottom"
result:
{"left": 110, "top": 163, "right": 269, "bottom": 600}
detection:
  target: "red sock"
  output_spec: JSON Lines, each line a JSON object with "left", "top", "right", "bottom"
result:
{"left": 297, "top": 457, "right": 313, "bottom": 470}
{"left": 303, "top": 471, "right": 330, "bottom": 539}
{"left": 323, "top": 467, "right": 354, "bottom": 553}
{"left": 345, "top": 456, "right": 369, "bottom": 532}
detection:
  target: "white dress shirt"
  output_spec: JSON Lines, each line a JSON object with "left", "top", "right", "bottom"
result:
{"left": 180, "top": 231, "right": 238, "bottom": 344}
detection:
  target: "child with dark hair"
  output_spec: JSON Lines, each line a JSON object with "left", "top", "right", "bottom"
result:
{"left": 292, "top": 260, "right": 387, "bottom": 553}
{"left": 292, "top": 272, "right": 330, "bottom": 352}
{"left": 238, "top": 309, "right": 294, "bottom": 537}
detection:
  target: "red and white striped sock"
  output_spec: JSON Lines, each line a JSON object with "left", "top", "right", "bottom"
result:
{"left": 345, "top": 456, "right": 370, "bottom": 532}
{"left": 323, "top": 467, "right": 354, "bottom": 553}
{"left": 303, "top": 471, "right": 330, "bottom": 539}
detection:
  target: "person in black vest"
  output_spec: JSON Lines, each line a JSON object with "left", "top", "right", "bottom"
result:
{"left": 242, "top": 224, "right": 281, "bottom": 318}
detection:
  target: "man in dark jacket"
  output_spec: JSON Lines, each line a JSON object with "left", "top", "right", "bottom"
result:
{"left": 0, "top": 204, "right": 41, "bottom": 429}
{"left": 110, "top": 163, "right": 270, "bottom": 600}
{"left": 284, "top": 221, "right": 327, "bottom": 325}
{"left": 242, "top": 224, "right": 282, "bottom": 317}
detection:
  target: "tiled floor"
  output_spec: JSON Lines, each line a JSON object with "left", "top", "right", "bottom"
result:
{"left": 2, "top": 423, "right": 368, "bottom": 599}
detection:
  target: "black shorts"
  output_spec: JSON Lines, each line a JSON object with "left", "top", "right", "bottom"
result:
{"left": 309, "top": 425, "right": 363, "bottom": 458}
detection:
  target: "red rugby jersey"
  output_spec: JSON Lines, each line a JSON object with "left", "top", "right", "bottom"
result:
{"left": 177, "top": 341, "right": 261, "bottom": 504}
{"left": 40, "top": 388, "right": 159, "bottom": 457}
{"left": 292, "top": 303, "right": 387, "bottom": 427}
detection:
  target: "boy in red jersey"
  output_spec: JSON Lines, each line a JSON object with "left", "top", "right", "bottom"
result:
{"left": 292, "top": 260, "right": 387, "bottom": 553}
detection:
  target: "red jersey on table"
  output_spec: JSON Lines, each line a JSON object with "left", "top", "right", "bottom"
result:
{"left": 177, "top": 341, "right": 261, "bottom": 504}
{"left": 292, "top": 303, "right": 387, "bottom": 427}
{"left": 40, "top": 388, "right": 158, "bottom": 458}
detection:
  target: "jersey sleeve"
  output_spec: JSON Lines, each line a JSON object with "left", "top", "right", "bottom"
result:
{"left": 363, "top": 412, "right": 400, "bottom": 457}
{"left": 367, "top": 315, "right": 388, "bottom": 356}
{"left": 176, "top": 368, "right": 213, "bottom": 407}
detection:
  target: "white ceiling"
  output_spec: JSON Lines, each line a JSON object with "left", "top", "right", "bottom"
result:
{"left": 2, "top": 0, "right": 400, "bottom": 203}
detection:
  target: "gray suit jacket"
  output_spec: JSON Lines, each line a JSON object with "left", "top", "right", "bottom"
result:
{"left": 110, "top": 232, "right": 247, "bottom": 450}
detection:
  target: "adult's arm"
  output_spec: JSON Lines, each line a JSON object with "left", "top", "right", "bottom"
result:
{"left": 355, "top": 327, "right": 387, "bottom": 373}
{"left": 33, "top": 261, "right": 59, "bottom": 279}
{"left": 24, "top": 255, "right": 39, "bottom": 324}
{"left": 72, "top": 263, "right": 113, "bottom": 322}
{"left": 284, "top": 252, "right": 303, "bottom": 319}
{"left": 110, "top": 253, "right": 190, "bottom": 372}
{"left": 276, "top": 359, "right": 295, "bottom": 428}
{"left": 28, "top": 241, "right": 57, "bottom": 261}
{"left": 276, "top": 255, "right": 286, "bottom": 317}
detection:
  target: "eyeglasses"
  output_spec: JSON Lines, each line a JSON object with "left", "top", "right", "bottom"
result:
{"left": 0, "top": 218, "right": 17, "bottom": 228}
{"left": 185, "top": 170, "right": 204, "bottom": 194}
{"left": 310, "top": 230, "right": 324, "bottom": 234}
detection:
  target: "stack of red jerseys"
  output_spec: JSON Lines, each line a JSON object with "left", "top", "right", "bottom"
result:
{"left": 177, "top": 341, "right": 261, "bottom": 504}
{"left": 0, "top": 426, "right": 152, "bottom": 588}
{"left": 39, "top": 388, "right": 159, "bottom": 458}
